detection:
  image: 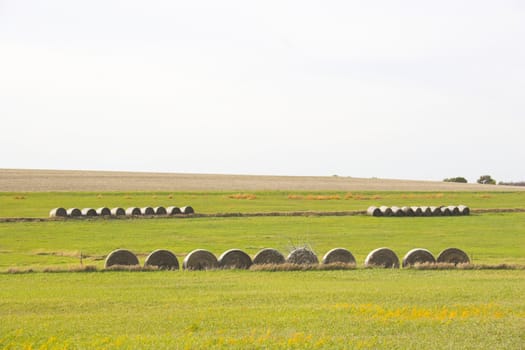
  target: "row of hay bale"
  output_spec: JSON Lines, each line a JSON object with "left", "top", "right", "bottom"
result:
{"left": 367, "top": 205, "right": 470, "bottom": 217}
{"left": 49, "top": 206, "right": 194, "bottom": 218}
{"left": 104, "top": 247, "right": 470, "bottom": 270}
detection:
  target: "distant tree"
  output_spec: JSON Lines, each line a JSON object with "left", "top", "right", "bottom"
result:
{"left": 477, "top": 175, "right": 496, "bottom": 185}
{"left": 443, "top": 177, "right": 468, "bottom": 183}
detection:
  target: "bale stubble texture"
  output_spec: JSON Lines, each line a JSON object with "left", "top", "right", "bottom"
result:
{"left": 153, "top": 206, "right": 167, "bottom": 215}
{"left": 81, "top": 208, "right": 97, "bottom": 217}
{"left": 141, "top": 207, "right": 155, "bottom": 215}
{"left": 252, "top": 248, "right": 285, "bottom": 265}
{"left": 437, "top": 248, "right": 470, "bottom": 265}
{"left": 49, "top": 207, "right": 67, "bottom": 218}
{"left": 322, "top": 248, "right": 356, "bottom": 265}
{"left": 364, "top": 247, "right": 400, "bottom": 268}
{"left": 218, "top": 249, "right": 253, "bottom": 269}
{"left": 286, "top": 248, "right": 319, "bottom": 265}
{"left": 104, "top": 249, "right": 140, "bottom": 268}
{"left": 144, "top": 249, "right": 179, "bottom": 270}
{"left": 183, "top": 249, "right": 218, "bottom": 270}
{"left": 379, "top": 206, "right": 393, "bottom": 217}
{"left": 367, "top": 206, "right": 382, "bottom": 217}
{"left": 66, "top": 208, "right": 81, "bottom": 217}
{"left": 402, "top": 248, "right": 436, "bottom": 267}
{"left": 111, "top": 207, "right": 126, "bottom": 216}
{"left": 181, "top": 206, "right": 195, "bottom": 214}
{"left": 96, "top": 207, "right": 111, "bottom": 216}
{"left": 166, "top": 206, "right": 182, "bottom": 215}
{"left": 126, "top": 207, "right": 141, "bottom": 216}
{"left": 458, "top": 205, "right": 470, "bottom": 215}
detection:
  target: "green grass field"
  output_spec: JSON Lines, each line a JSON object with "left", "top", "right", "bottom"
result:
{"left": 1, "top": 270, "right": 524, "bottom": 349}
{"left": 1, "top": 190, "right": 524, "bottom": 349}
{"left": 1, "top": 191, "right": 525, "bottom": 218}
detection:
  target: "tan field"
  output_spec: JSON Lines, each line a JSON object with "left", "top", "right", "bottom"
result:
{"left": 1, "top": 168, "right": 523, "bottom": 192}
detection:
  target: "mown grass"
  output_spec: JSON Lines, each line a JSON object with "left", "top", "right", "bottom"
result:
{"left": 1, "top": 191, "right": 524, "bottom": 218}
{"left": 0, "top": 212, "right": 524, "bottom": 270}
{"left": 0, "top": 270, "right": 524, "bottom": 349}
{"left": 1, "top": 190, "right": 524, "bottom": 349}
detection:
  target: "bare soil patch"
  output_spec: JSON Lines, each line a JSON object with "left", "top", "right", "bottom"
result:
{"left": 2, "top": 169, "right": 523, "bottom": 192}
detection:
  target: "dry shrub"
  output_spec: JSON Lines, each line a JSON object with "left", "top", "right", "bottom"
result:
{"left": 228, "top": 193, "right": 257, "bottom": 200}
{"left": 6, "top": 267, "right": 34, "bottom": 274}
{"left": 354, "top": 195, "right": 371, "bottom": 200}
{"left": 407, "top": 263, "right": 525, "bottom": 270}
{"left": 104, "top": 265, "right": 158, "bottom": 272}
{"left": 250, "top": 262, "right": 355, "bottom": 272}
{"left": 344, "top": 193, "right": 353, "bottom": 199}
{"left": 288, "top": 194, "right": 304, "bottom": 200}
{"left": 305, "top": 194, "right": 340, "bottom": 200}
{"left": 14, "top": 196, "right": 26, "bottom": 200}
{"left": 42, "top": 265, "right": 98, "bottom": 273}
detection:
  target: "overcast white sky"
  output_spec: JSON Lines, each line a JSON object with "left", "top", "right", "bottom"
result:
{"left": 1, "top": 1, "right": 524, "bottom": 182}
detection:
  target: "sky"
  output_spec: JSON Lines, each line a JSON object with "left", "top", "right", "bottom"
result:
{"left": 1, "top": 0, "right": 524, "bottom": 183}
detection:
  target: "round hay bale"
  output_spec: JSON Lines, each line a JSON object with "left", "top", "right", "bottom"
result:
{"left": 218, "top": 249, "right": 253, "bottom": 269}
{"left": 402, "top": 248, "right": 436, "bottom": 267}
{"left": 144, "top": 249, "right": 179, "bottom": 270}
{"left": 322, "top": 248, "right": 356, "bottom": 265}
{"left": 141, "top": 207, "right": 155, "bottom": 215}
{"left": 391, "top": 206, "right": 405, "bottom": 217}
{"left": 440, "top": 206, "right": 451, "bottom": 216}
{"left": 411, "top": 206, "right": 423, "bottom": 216}
{"left": 166, "top": 206, "right": 182, "bottom": 215}
{"left": 457, "top": 205, "right": 470, "bottom": 216}
{"left": 104, "top": 249, "right": 139, "bottom": 268}
{"left": 447, "top": 205, "right": 460, "bottom": 216}
{"left": 286, "top": 248, "right": 319, "bottom": 265}
{"left": 401, "top": 206, "right": 414, "bottom": 216}
{"left": 420, "top": 206, "right": 432, "bottom": 216}
{"left": 364, "top": 247, "right": 400, "bottom": 268}
{"left": 96, "top": 207, "right": 111, "bottom": 216}
{"left": 183, "top": 249, "right": 218, "bottom": 270}
{"left": 111, "top": 207, "right": 126, "bottom": 216}
{"left": 436, "top": 248, "right": 470, "bottom": 265}
{"left": 367, "top": 206, "right": 382, "bottom": 217}
{"left": 154, "top": 206, "right": 167, "bottom": 215}
{"left": 66, "top": 208, "right": 81, "bottom": 217}
{"left": 379, "top": 206, "right": 393, "bottom": 217}
{"left": 81, "top": 208, "right": 97, "bottom": 217}
{"left": 252, "top": 248, "right": 286, "bottom": 265}
{"left": 49, "top": 207, "right": 67, "bottom": 218}
{"left": 429, "top": 206, "right": 441, "bottom": 216}
{"left": 126, "top": 207, "right": 141, "bottom": 216}
{"left": 181, "top": 206, "right": 195, "bottom": 214}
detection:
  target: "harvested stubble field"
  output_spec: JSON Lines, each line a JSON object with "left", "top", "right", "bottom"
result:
{"left": 0, "top": 169, "right": 524, "bottom": 349}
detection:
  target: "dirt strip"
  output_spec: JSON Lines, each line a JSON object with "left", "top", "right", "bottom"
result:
{"left": 1, "top": 208, "right": 524, "bottom": 223}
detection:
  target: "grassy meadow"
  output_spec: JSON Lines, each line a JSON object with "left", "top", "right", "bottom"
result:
{"left": 1, "top": 190, "right": 525, "bottom": 218}
{"left": 1, "top": 190, "right": 524, "bottom": 348}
